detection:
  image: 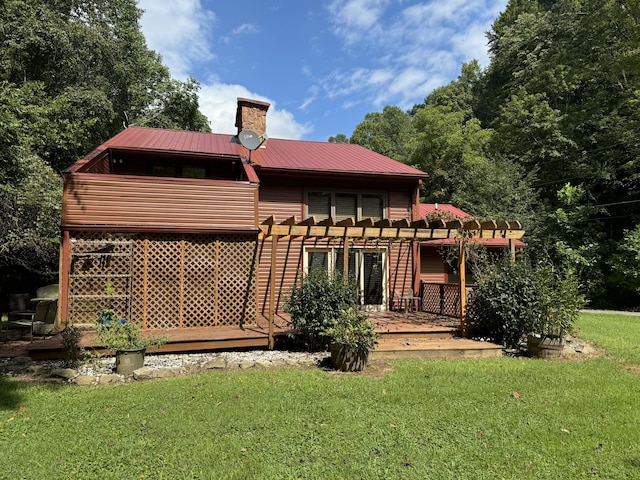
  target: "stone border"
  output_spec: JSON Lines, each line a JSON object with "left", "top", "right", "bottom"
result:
{"left": 0, "top": 350, "right": 330, "bottom": 386}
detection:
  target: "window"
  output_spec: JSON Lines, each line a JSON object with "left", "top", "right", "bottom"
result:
{"left": 308, "top": 192, "right": 331, "bottom": 220}
{"left": 306, "top": 191, "right": 385, "bottom": 221}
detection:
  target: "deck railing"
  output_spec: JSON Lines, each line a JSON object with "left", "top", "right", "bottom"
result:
{"left": 420, "top": 282, "right": 476, "bottom": 318}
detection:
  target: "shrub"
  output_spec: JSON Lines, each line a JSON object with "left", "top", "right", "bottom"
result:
{"left": 323, "top": 308, "right": 379, "bottom": 352}
{"left": 467, "top": 256, "right": 585, "bottom": 349}
{"left": 467, "top": 257, "right": 539, "bottom": 349}
{"left": 283, "top": 268, "right": 359, "bottom": 351}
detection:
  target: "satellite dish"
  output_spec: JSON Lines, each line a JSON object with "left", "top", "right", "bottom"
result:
{"left": 238, "top": 130, "right": 262, "bottom": 150}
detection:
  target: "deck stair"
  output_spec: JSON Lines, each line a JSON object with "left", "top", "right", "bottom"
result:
{"left": 371, "top": 314, "right": 504, "bottom": 360}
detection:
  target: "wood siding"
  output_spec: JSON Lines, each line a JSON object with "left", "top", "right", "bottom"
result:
{"left": 256, "top": 183, "right": 416, "bottom": 313}
{"left": 388, "top": 189, "right": 411, "bottom": 219}
{"left": 258, "top": 185, "right": 303, "bottom": 222}
{"left": 62, "top": 173, "right": 258, "bottom": 231}
{"left": 420, "top": 247, "right": 447, "bottom": 283}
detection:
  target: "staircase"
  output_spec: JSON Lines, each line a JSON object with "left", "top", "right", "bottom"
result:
{"left": 371, "top": 318, "right": 504, "bottom": 360}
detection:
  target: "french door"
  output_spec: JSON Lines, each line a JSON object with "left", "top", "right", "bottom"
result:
{"left": 306, "top": 247, "right": 386, "bottom": 310}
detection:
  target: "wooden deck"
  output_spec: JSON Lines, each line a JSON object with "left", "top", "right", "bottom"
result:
{"left": 1, "top": 310, "right": 503, "bottom": 361}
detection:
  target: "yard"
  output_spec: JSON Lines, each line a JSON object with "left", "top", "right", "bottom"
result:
{"left": 1, "top": 311, "right": 639, "bottom": 479}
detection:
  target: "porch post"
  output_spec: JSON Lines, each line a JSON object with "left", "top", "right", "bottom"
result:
{"left": 459, "top": 238, "right": 468, "bottom": 337}
{"left": 268, "top": 234, "right": 278, "bottom": 349}
{"left": 59, "top": 230, "right": 70, "bottom": 328}
{"left": 343, "top": 237, "right": 350, "bottom": 285}
{"left": 411, "top": 181, "right": 422, "bottom": 310}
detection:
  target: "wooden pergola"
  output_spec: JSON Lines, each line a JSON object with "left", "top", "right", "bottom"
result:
{"left": 260, "top": 215, "right": 525, "bottom": 347}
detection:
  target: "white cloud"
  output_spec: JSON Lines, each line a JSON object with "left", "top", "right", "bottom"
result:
{"left": 139, "top": 1, "right": 309, "bottom": 139}
{"left": 198, "top": 83, "right": 312, "bottom": 140}
{"left": 232, "top": 23, "right": 258, "bottom": 35}
{"left": 138, "top": 0, "right": 215, "bottom": 79}
{"left": 321, "top": 0, "right": 508, "bottom": 110}
{"left": 327, "top": 0, "right": 390, "bottom": 44}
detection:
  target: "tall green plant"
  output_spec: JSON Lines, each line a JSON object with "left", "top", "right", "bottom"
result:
{"left": 468, "top": 256, "right": 584, "bottom": 348}
{"left": 467, "top": 257, "right": 539, "bottom": 349}
{"left": 283, "top": 269, "right": 359, "bottom": 351}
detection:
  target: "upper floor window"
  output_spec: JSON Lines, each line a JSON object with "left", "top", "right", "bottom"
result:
{"left": 307, "top": 191, "right": 385, "bottom": 221}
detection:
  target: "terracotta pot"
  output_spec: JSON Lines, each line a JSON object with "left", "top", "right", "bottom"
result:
{"left": 115, "top": 348, "right": 146, "bottom": 374}
{"left": 330, "top": 343, "right": 369, "bottom": 372}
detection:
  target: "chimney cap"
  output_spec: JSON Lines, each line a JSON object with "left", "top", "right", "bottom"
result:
{"left": 236, "top": 97, "right": 271, "bottom": 108}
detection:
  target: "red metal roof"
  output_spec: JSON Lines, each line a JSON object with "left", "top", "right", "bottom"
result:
{"left": 98, "top": 126, "right": 243, "bottom": 157}
{"left": 419, "top": 203, "right": 469, "bottom": 218}
{"left": 250, "top": 138, "right": 426, "bottom": 178}
{"left": 86, "top": 126, "right": 426, "bottom": 179}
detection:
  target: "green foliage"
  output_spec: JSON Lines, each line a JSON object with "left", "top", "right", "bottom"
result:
{"left": 467, "top": 257, "right": 540, "bottom": 349}
{"left": 468, "top": 255, "right": 584, "bottom": 348}
{"left": 95, "top": 319, "right": 167, "bottom": 352}
{"left": 0, "top": 0, "right": 210, "bottom": 288}
{"left": 60, "top": 324, "right": 83, "bottom": 367}
{"left": 283, "top": 268, "right": 359, "bottom": 351}
{"left": 323, "top": 308, "right": 379, "bottom": 352}
{"left": 349, "top": 105, "right": 416, "bottom": 163}
{"left": 534, "top": 265, "right": 584, "bottom": 337}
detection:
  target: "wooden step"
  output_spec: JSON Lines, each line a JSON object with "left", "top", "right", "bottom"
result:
{"left": 371, "top": 337, "right": 504, "bottom": 360}
{"left": 377, "top": 324, "right": 458, "bottom": 340}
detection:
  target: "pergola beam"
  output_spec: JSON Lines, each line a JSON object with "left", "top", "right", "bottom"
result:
{"left": 259, "top": 215, "right": 525, "bottom": 241}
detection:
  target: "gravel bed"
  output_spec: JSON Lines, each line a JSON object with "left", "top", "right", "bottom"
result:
{"left": 0, "top": 350, "right": 331, "bottom": 381}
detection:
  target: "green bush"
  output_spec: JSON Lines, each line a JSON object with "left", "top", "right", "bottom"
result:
{"left": 467, "top": 256, "right": 584, "bottom": 349}
{"left": 283, "top": 268, "right": 359, "bottom": 351}
{"left": 467, "top": 258, "right": 539, "bottom": 349}
{"left": 323, "top": 308, "right": 379, "bottom": 352}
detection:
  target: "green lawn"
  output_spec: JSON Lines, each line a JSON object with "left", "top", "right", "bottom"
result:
{"left": 1, "top": 313, "right": 640, "bottom": 479}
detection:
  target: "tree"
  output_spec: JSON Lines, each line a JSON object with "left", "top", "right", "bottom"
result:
{"left": 349, "top": 106, "right": 415, "bottom": 163}
{"left": 410, "top": 105, "right": 535, "bottom": 222}
{"left": 0, "top": 0, "right": 210, "bottom": 290}
{"left": 328, "top": 134, "right": 349, "bottom": 144}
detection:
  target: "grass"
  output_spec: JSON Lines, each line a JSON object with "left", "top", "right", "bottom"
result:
{"left": 578, "top": 311, "right": 640, "bottom": 365}
{"left": 1, "top": 313, "right": 639, "bottom": 479}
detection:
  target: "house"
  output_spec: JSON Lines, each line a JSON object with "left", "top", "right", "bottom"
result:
{"left": 59, "top": 98, "right": 524, "bottom": 349}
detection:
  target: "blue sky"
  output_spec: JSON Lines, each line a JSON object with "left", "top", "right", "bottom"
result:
{"left": 138, "top": 0, "right": 508, "bottom": 141}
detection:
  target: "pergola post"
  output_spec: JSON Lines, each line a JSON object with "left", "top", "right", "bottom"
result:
{"left": 459, "top": 238, "right": 468, "bottom": 337}
{"left": 343, "top": 237, "right": 350, "bottom": 285}
{"left": 509, "top": 238, "right": 516, "bottom": 262}
{"left": 268, "top": 234, "right": 278, "bottom": 349}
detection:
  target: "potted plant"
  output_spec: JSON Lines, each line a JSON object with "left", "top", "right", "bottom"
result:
{"left": 95, "top": 319, "right": 167, "bottom": 374}
{"left": 323, "top": 308, "right": 379, "bottom": 372}
{"left": 527, "top": 267, "right": 583, "bottom": 358}
{"left": 99, "top": 281, "right": 116, "bottom": 325}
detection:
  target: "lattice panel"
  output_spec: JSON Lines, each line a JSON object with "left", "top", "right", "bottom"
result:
{"left": 68, "top": 232, "right": 257, "bottom": 329}
{"left": 217, "top": 235, "right": 257, "bottom": 326}
{"left": 182, "top": 236, "right": 217, "bottom": 328}
{"left": 421, "top": 283, "right": 460, "bottom": 317}
{"left": 142, "top": 235, "right": 182, "bottom": 329}
{"left": 68, "top": 234, "right": 135, "bottom": 324}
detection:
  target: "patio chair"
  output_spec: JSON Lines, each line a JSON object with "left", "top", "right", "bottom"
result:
{"left": 10, "top": 299, "right": 52, "bottom": 342}
{"left": 30, "top": 283, "right": 59, "bottom": 305}
{"left": 8, "top": 293, "right": 34, "bottom": 322}
{"left": 33, "top": 300, "right": 58, "bottom": 337}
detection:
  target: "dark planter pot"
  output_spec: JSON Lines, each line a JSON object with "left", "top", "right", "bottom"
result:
{"left": 529, "top": 334, "right": 565, "bottom": 359}
{"left": 330, "top": 343, "right": 369, "bottom": 372}
{"left": 115, "top": 348, "right": 146, "bottom": 374}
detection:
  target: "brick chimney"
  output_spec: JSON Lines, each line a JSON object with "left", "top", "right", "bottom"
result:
{"left": 235, "top": 97, "right": 270, "bottom": 137}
